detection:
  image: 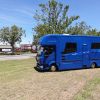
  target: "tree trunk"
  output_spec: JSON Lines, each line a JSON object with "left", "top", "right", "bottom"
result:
{"left": 11, "top": 45, "right": 15, "bottom": 55}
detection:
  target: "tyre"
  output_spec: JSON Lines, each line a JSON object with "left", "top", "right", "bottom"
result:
{"left": 50, "top": 65, "right": 57, "bottom": 72}
{"left": 91, "top": 63, "right": 96, "bottom": 69}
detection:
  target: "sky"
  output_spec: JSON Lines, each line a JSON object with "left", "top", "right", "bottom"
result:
{"left": 0, "top": 0, "right": 100, "bottom": 45}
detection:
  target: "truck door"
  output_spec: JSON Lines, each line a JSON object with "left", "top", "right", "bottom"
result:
{"left": 44, "top": 45, "right": 56, "bottom": 65}
{"left": 60, "top": 42, "right": 82, "bottom": 70}
{"left": 82, "top": 44, "right": 90, "bottom": 67}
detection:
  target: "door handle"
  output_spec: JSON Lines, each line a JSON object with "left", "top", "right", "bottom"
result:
{"left": 62, "top": 58, "right": 65, "bottom": 60}
{"left": 62, "top": 55, "right": 66, "bottom": 60}
{"left": 62, "top": 55, "right": 65, "bottom": 57}
{"left": 62, "top": 56, "right": 65, "bottom": 58}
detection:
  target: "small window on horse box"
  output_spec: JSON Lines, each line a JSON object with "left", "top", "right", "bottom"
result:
{"left": 63, "top": 43, "right": 77, "bottom": 54}
{"left": 91, "top": 43, "right": 100, "bottom": 49}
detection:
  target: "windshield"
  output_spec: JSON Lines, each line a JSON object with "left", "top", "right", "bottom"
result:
{"left": 37, "top": 45, "right": 44, "bottom": 55}
{"left": 43, "top": 45, "right": 55, "bottom": 55}
{"left": 37, "top": 45, "right": 55, "bottom": 56}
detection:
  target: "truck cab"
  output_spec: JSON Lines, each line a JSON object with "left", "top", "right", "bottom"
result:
{"left": 36, "top": 35, "right": 57, "bottom": 71}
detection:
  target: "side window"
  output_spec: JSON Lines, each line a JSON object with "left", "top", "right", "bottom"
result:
{"left": 63, "top": 43, "right": 77, "bottom": 54}
{"left": 91, "top": 43, "right": 100, "bottom": 49}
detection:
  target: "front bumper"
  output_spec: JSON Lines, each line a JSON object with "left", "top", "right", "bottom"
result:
{"left": 36, "top": 63, "right": 49, "bottom": 71}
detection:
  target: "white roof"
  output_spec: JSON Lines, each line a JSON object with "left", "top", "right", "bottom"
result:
{"left": 63, "top": 34, "right": 70, "bottom": 35}
{"left": 0, "top": 45, "right": 12, "bottom": 49}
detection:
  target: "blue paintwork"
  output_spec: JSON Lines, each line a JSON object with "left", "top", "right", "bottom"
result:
{"left": 37, "top": 34, "right": 100, "bottom": 71}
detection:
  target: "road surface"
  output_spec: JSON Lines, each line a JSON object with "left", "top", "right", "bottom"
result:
{"left": 0, "top": 54, "right": 36, "bottom": 61}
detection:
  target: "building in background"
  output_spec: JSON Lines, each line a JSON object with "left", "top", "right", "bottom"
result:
{"left": 0, "top": 43, "right": 37, "bottom": 53}
{"left": 0, "top": 45, "right": 12, "bottom": 53}
{"left": 20, "top": 44, "right": 32, "bottom": 51}
{"left": 20, "top": 44, "right": 37, "bottom": 52}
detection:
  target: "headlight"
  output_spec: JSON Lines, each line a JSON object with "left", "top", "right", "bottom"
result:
{"left": 40, "top": 66, "right": 43, "bottom": 69}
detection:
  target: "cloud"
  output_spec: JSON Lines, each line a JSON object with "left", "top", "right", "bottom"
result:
{"left": 0, "top": 15, "right": 28, "bottom": 25}
{"left": 0, "top": 6, "right": 34, "bottom": 17}
{"left": 0, "top": 5, "right": 35, "bottom": 25}
{"left": 14, "top": 8, "right": 34, "bottom": 17}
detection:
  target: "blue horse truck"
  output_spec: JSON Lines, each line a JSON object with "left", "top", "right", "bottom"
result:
{"left": 36, "top": 34, "right": 100, "bottom": 71}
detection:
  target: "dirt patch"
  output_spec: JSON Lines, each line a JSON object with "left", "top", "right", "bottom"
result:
{"left": 90, "top": 82, "right": 100, "bottom": 100}
{"left": 0, "top": 68, "right": 100, "bottom": 100}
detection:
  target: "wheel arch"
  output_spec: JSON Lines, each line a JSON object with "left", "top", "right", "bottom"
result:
{"left": 49, "top": 62, "right": 59, "bottom": 70}
{"left": 90, "top": 62, "right": 97, "bottom": 68}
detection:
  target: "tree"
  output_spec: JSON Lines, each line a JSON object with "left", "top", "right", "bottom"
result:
{"left": 0, "top": 25, "right": 25, "bottom": 53}
{"left": 67, "top": 21, "right": 91, "bottom": 35}
{"left": 34, "top": 0, "right": 79, "bottom": 37}
{"left": 87, "top": 29, "right": 100, "bottom": 36}
{"left": 34, "top": 24, "right": 50, "bottom": 38}
{"left": 67, "top": 21, "right": 100, "bottom": 36}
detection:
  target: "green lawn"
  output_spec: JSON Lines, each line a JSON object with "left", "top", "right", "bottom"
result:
{"left": 0, "top": 58, "right": 36, "bottom": 83}
{"left": 0, "top": 58, "right": 100, "bottom": 100}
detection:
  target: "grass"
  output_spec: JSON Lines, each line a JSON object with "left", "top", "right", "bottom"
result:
{"left": 0, "top": 58, "right": 36, "bottom": 83}
{"left": 74, "top": 77, "right": 100, "bottom": 100}
{"left": 0, "top": 58, "right": 100, "bottom": 100}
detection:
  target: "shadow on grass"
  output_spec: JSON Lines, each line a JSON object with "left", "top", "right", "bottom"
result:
{"left": 34, "top": 66, "right": 100, "bottom": 73}
{"left": 34, "top": 67, "right": 47, "bottom": 73}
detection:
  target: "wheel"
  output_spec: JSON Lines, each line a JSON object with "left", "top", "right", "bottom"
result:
{"left": 50, "top": 65, "right": 57, "bottom": 72}
{"left": 91, "top": 63, "right": 96, "bottom": 69}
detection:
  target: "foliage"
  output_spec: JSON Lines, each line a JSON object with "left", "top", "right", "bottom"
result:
{"left": 67, "top": 21, "right": 91, "bottom": 35}
{"left": 87, "top": 28, "right": 100, "bottom": 36}
{"left": 32, "top": 35, "right": 39, "bottom": 47}
{"left": 0, "top": 25, "right": 25, "bottom": 53}
{"left": 34, "top": 24, "right": 50, "bottom": 38}
{"left": 67, "top": 21, "right": 100, "bottom": 36}
{"left": 33, "top": 0, "right": 79, "bottom": 41}
{"left": 33, "top": 0, "right": 100, "bottom": 45}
